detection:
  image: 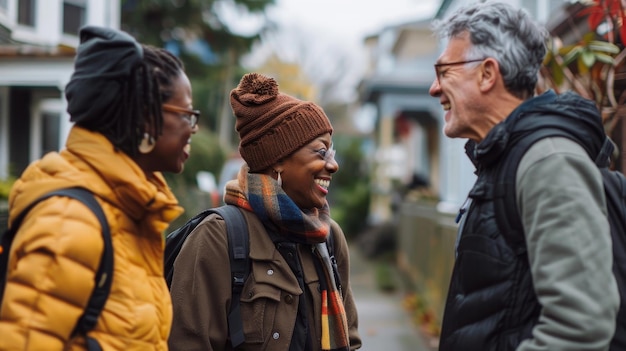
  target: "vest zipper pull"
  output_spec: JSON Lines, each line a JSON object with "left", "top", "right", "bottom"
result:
{"left": 455, "top": 197, "right": 470, "bottom": 223}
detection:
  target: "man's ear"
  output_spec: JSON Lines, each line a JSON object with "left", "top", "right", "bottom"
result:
{"left": 479, "top": 58, "right": 499, "bottom": 92}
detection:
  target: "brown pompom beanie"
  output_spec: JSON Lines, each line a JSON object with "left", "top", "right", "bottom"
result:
{"left": 230, "top": 73, "right": 333, "bottom": 172}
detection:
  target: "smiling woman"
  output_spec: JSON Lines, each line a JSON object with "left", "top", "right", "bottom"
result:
{"left": 168, "top": 73, "right": 362, "bottom": 351}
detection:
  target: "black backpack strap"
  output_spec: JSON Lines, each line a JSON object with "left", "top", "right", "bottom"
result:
{"left": 0, "top": 187, "right": 111, "bottom": 351}
{"left": 211, "top": 205, "right": 248, "bottom": 349}
{"left": 603, "top": 169, "right": 626, "bottom": 338}
{"left": 63, "top": 189, "right": 112, "bottom": 351}
{"left": 595, "top": 137, "right": 614, "bottom": 168}
{"left": 325, "top": 227, "right": 342, "bottom": 295}
{"left": 164, "top": 208, "right": 218, "bottom": 287}
{"left": 494, "top": 128, "right": 579, "bottom": 254}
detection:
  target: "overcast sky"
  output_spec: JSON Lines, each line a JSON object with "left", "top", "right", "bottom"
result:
{"left": 219, "top": 0, "right": 440, "bottom": 103}
{"left": 268, "top": 0, "right": 440, "bottom": 49}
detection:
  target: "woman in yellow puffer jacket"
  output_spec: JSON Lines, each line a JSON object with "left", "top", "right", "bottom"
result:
{"left": 0, "top": 26, "right": 198, "bottom": 350}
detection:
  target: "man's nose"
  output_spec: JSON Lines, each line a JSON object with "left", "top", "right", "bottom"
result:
{"left": 429, "top": 78, "right": 441, "bottom": 97}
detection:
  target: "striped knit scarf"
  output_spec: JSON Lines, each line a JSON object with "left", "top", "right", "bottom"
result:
{"left": 224, "top": 169, "right": 350, "bottom": 350}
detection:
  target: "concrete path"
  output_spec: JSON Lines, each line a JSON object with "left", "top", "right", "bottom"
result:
{"left": 349, "top": 245, "right": 436, "bottom": 351}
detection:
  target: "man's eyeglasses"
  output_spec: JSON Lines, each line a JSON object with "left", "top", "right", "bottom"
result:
{"left": 434, "top": 58, "right": 485, "bottom": 81}
{"left": 162, "top": 103, "right": 200, "bottom": 128}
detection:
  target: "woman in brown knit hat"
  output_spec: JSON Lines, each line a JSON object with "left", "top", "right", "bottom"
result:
{"left": 169, "top": 73, "right": 362, "bottom": 351}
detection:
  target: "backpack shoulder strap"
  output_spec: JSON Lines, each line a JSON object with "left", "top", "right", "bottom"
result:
{"left": 325, "top": 226, "right": 342, "bottom": 294}
{"left": 211, "top": 205, "right": 248, "bottom": 349}
{"left": 164, "top": 208, "right": 219, "bottom": 287}
{"left": 595, "top": 137, "right": 614, "bottom": 168}
{"left": 494, "top": 128, "right": 578, "bottom": 254}
{"left": 0, "top": 187, "right": 111, "bottom": 351}
{"left": 602, "top": 168, "right": 626, "bottom": 342}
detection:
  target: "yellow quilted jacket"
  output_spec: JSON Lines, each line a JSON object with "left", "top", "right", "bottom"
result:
{"left": 0, "top": 126, "right": 183, "bottom": 350}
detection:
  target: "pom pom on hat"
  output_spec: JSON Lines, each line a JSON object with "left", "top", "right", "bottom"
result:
{"left": 237, "top": 73, "right": 279, "bottom": 102}
{"left": 230, "top": 73, "right": 333, "bottom": 172}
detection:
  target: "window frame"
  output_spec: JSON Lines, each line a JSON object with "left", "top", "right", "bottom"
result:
{"left": 62, "top": 0, "right": 87, "bottom": 36}
{"left": 17, "top": 0, "right": 36, "bottom": 27}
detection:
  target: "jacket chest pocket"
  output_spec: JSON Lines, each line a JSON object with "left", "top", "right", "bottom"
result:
{"left": 239, "top": 261, "right": 301, "bottom": 345}
{"left": 240, "top": 279, "right": 282, "bottom": 344}
{"left": 466, "top": 179, "right": 504, "bottom": 239}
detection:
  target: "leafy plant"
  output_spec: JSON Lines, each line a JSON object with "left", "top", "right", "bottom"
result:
{"left": 403, "top": 293, "right": 441, "bottom": 338}
{"left": 540, "top": 0, "right": 626, "bottom": 135}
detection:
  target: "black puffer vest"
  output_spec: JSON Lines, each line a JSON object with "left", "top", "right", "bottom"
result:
{"left": 439, "top": 91, "right": 606, "bottom": 351}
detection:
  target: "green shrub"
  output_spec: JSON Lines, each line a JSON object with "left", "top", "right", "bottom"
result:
{"left": 375, "top": 262, "right": 398, "bottom": 292}
{"left": 330, "top": 135, "right": 371, "bottom": 239}
{"left": 332, "top": 182, "right": 370, "bottom": 240}
{"left": 166, "top": 128, "right": 226, "bottom": 186}
{"left": 0, "top": 178, "right": 16, "bottom": 200}
{"left": 163, "top": 128, "right": 226, "bottom": 230}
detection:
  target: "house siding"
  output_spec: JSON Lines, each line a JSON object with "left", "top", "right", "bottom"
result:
{"left": 0, "top": 0, "right": 119, "bottom": 182}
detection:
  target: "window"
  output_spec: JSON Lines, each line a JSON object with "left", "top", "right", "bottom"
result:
{"left": 18, "top": 0, "right": 35, "bottom": 27}
{"left": 63, "top": 0, "right": 86, "bottom": 35}
{"left": 41, "top": 112, "right": 61, "bottom": 155}
{"left": 36, "top": 98, "right": 65, "bottom": 159}
{"left": 0, "top": 0, "right": 8, "bottom": 14}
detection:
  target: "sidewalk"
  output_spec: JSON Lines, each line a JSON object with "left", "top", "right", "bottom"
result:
{"left": 349, "top": 244, "right": 436, "bottom": 351}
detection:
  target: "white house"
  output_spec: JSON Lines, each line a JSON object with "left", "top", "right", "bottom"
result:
{"left": 0, "top": 0, "right": 119, "bottom": 180}
{"left": 358, "top": 18, "right": 441, "bottom": 224}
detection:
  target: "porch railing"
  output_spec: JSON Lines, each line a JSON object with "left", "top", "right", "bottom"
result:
{"left": 396, "top": 200, "right": 457, "bottom": 327}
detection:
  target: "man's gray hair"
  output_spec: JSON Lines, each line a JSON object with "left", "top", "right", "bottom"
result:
{"left": 432, "top": 1, "right": 548, "bottom": 99}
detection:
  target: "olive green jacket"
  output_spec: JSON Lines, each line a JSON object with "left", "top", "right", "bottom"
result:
{"left": 516, "top": 137, "right": 619, "bottom": 351}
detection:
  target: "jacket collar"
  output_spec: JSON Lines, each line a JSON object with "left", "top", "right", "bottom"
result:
{"left": 9, "top": 126, "right": 182, "bottom": 232}
{"left": 466, "top": 90, "right": 604, "bottom": 169}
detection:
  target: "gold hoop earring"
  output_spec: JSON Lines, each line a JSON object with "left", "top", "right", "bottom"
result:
{"left": 138, "top": 133, "right": 155, "bottom": 154}
{"left": 275, "top": 170, "right": 282, "bottom": 187}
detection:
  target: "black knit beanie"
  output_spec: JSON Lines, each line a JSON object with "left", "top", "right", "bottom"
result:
{"left": 65, "top": 26, "right": 143, "bottom": 127}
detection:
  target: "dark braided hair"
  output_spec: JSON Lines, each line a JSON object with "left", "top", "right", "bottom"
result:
{"left": 107, "top": 45, "right": 184, "bottom": 156}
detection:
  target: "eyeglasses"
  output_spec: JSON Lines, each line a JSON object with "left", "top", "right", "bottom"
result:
{"left": 434, "top": 58, "right": 485, "bottom": 81}
{"left": 162, "top": 103, "right": 200, "bottom": 128}
{"left": 322, "top": 145, "right": 336, "bottom": 163}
